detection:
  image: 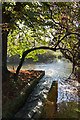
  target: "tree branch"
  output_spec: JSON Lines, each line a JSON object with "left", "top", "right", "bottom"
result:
{"left": 16, "top": 46, "right": 74, "bottom": 76}
{"left": 55, "top": 32, "right": 80, "bottom": 48}
{"left": 16, "top": 46, "right": 56, "bottom": 75}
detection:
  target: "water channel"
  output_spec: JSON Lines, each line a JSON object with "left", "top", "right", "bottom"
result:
{"left": 8, "top": 57, "right": 79, "bottom": 119}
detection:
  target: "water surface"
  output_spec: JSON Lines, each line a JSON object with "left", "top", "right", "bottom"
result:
{"left": 8, "top": 58, "right": 79, "bottom": 119}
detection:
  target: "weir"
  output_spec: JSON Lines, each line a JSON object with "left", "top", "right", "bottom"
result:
{"left": 14, "top": 58, "right": 79, "bottom": 119}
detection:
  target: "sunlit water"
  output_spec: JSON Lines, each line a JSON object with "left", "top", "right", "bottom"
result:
{"left": 8, "top": 59, "right": 79, "bottom": 119}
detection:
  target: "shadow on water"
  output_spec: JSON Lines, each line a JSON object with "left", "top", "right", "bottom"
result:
{"left": 8, "top": 55, "right": 80, "bottom": 119}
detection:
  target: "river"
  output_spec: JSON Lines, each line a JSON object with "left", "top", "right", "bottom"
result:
{"left": 8, "top": 58, "right": 79, "bottom": 119}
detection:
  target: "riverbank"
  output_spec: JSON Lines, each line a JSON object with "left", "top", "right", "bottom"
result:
{"left": 13, "top": 58, "right": 79, "bottom": 119}
{"left": 5, "top": 57, "right": 80, "bottom": 119}
{"left": 2, "top": 70, "right": 45, "bottom": 119}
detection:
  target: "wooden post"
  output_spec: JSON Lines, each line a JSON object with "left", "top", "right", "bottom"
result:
{"left": 40, "top": 81, "right": 58, "bottom": 118}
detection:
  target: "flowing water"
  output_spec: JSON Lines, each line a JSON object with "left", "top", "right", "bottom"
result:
{"left": 8, "top": 58, "right": 79, "bottom": 119}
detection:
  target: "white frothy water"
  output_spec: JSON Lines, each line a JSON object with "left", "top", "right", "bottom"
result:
{"left": 14, "top": 59, "right": 79, "bottom": 119}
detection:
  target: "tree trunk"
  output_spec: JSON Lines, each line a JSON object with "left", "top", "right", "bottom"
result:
{"left": 2, "top": 31, "right": 10, "bottom": 82}
{"left": 16, "top": 47, "right": 56, "bottom": 76}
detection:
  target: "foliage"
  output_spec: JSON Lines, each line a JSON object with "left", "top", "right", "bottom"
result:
{"left": 2, "top": 2, "right": 80, "bottom": 66}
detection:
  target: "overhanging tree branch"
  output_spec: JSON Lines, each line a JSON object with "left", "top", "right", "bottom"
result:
{"left": 16, "top": 46, "right": 73, "bottom": 76}
{"left": 55, "top": 32, "right": 80, "bottom": 48}
{"left": 16, "top": 46, "right": 56, "bottom": 75}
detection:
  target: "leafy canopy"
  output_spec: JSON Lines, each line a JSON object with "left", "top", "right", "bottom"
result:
{"left": 2, "top": 2, "right": 80, "bottom": 65}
